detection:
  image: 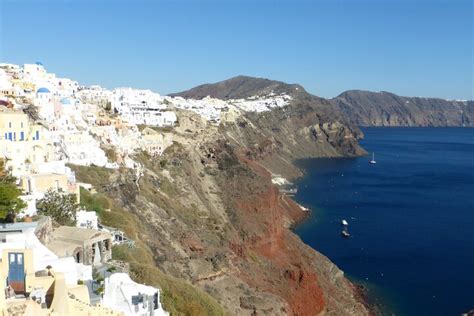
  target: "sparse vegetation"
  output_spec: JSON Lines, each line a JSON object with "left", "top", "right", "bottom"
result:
{"left": 99, "top": 206, "right": 139, "bottom": 239}
{"left": 68, "top": 164, "right": 112, "bottom": 188}
{"left": 158, "top": 178, "right": 177, "bottom": 197}
{"left": 71, "top": 163, "right": 226, "bottom": 315}
{"left": 113, "top": 244, "right": 225, "bottom": 316}
{"left": 79, "top": 187, "right": 110, "bottom": 215}
{"left": 104, "top": 147, "right": 117, "bottom": 161}
{"left": 159, "top": 159, "right": 168, "bottom": 168}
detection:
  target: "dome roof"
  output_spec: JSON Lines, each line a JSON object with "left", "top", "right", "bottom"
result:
{"left": 60, "top": 97, "right": 72, "bottom": 105}
{"left": 37, "top": 87, "right": 50, "bottom": 93}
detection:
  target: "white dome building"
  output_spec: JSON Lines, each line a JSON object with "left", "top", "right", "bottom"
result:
{"left": 36, "top": 87, "right": 55, "bottom": 121}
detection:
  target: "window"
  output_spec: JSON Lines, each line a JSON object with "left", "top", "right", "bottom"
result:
{"left": 8, "top": 122, "right": 11, "bottom": 128}
{"left": 35, "top": 131, "right": 39, "bottom": 140}
{"left": 20, "top": 132, "right": 24, "bottom": 141}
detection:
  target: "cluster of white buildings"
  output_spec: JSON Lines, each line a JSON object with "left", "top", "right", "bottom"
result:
{"left": 0, "top": 62, "right": 172, "bottom": 315}
{"left": 170, "top": 93, "right": 292, "bottom": 124}
{"left": 0, "top": 63, "right": 179, "bottom": 217}
{"left": 0, "top": 62, "right": 295, "bottom": 220}
{"left": 110, "top": 88, "right": 177, "bottom": 127}
{"left": 230, "top": 92, "right": 292, "bottom": 112}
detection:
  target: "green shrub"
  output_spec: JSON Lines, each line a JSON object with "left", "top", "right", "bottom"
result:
{"left": 79, "top": 187, "right": 110, "bottom": 214}
{"left": 68, "top": 164, "right": 112, "bottom": 188}
{"left": 0, "top": 161, "right": 26, "bottom": 222}
{"left": 36, "top": 189, "right": 79, "bottom": 226}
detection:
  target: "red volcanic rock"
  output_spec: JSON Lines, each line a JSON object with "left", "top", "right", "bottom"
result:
{"left": 229, "top": 242, "right": 245, "bottom": 258}
{"left": 228, "top": 154, "right": 327, "bottom": 315}
{"left": 180, "top": 234, "right": 204, "bottom": 253}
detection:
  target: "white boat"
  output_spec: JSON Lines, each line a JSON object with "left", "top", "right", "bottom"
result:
{"left": 341, "top": 219, "right": 348, "bottom": 226}
{"left": 369, "top": 152, "right": 377, "bottom": 164}
{"left": 341, "top": 230, "right": 350, "bottom": 238}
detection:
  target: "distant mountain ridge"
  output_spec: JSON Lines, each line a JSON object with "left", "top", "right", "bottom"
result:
{"left": 170, "top": 75, "right": 306, "bottom": 100}
{"left": 331, "top": 90, "right": 474, "bottom": 127}
{"left": 172, "top": 76, "right": 474, "bottom": 127}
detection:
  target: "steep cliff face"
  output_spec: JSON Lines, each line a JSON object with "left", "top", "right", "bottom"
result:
{"left": 72, "top": 77, "right": 372, "bottom": 315}
{"left": 224, "top": 104, "right": 365, "bottom": 179}
{"left": 174, "top": 76, "right": 366, "bottom": 179}
{"left": 332, "top": 90, "right": 474, "bottom": 127}
{"left": 127, "top": 77, "right": 369, "bottom": 314}
{"left": 94, "top": 125, "right": 370, "bottom": 315}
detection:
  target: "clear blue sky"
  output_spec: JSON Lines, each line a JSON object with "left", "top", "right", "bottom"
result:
{"left": 0, "top": 0, "right": 472, "bottom": 99}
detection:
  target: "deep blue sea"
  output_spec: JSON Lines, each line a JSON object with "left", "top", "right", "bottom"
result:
{"left": 294, "top": 128, "right": 474, "bottom": 316}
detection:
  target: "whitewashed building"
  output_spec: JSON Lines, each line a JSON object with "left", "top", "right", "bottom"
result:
{"left": 0, "top": 222, "right": 92, "bottom": 285}
{"left": 111, "top": 88, "right": 177, "bottom": 127}
{"left": 103, "top": 273, "right": 168, "bottom": 316}
{"left": 59, "top": 131, "right": 109, "bottom": 167}
{"left": 76, "top": 210, "right": 99, "bottom": 230}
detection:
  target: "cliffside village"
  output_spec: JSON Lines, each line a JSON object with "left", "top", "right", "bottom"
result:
{"left": 0, "top": 62, "right": 292, "bottom": 315}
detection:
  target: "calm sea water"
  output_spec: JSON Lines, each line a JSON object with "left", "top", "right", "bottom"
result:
{"left": 294, "top": 127, "right": 474, "bottom": 316}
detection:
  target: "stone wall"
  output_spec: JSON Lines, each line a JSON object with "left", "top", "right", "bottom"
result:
{"left": 34, "top": 216, "right": 53, "bottom": 244}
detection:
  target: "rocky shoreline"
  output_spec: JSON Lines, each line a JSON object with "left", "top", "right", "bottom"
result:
{"left": 281, "top": 164, "right": 382, "bottom": 315}
{"left": 290, "top": 197, "right": 382, "bottom": 315}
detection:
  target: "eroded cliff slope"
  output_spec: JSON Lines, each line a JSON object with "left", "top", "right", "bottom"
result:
{"left": 175, "top": 76, "right": 366, "bottom": 178}
{"left": 73, "top": 77, "right": 372, "bottom": 315}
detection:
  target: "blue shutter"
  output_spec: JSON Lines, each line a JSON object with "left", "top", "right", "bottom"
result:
{"left": 35, "top": 131, "right": 39, "bottom": 140}
{"left": 20, "top": 132, "right": 24, "bottom": 141}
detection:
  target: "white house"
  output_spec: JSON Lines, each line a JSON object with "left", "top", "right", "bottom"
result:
{"left": 111, "top": 88, "right": 177, "bottom": 127}
{"left": 0, "top": 223, "right": 92, "bottom": 285}
{"left": 60, "top": 131, "right": 108, "bottom": 167}
{"left": 35, "top": 87, "right": 55, "bottom": 121}
{"left": 103, "top": 273, "right": 168, "bottom": 316}
{"left": 0, "top": 107, "right": 55, "bottom": 177}
{"left": 76, "top": 210, "right": 99, "bottom": 230}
